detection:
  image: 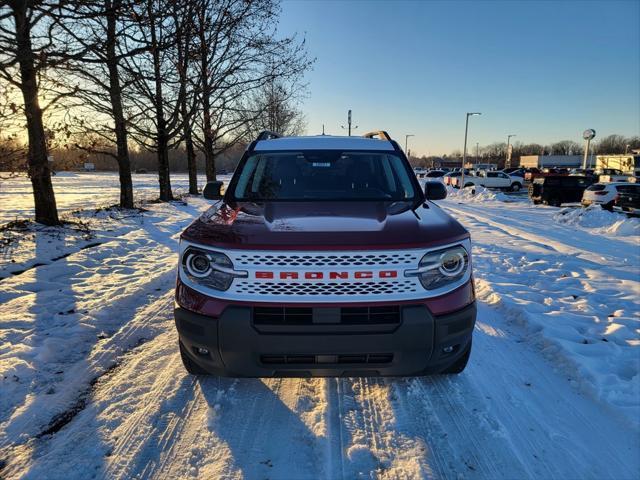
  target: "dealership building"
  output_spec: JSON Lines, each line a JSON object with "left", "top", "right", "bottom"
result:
{"left": 519, "top": 155, "right": 583, "bottom": 169}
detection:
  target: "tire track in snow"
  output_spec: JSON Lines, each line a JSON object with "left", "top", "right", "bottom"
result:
{"left": 0, "top": 291, "right": 175, "bottom": 454}
{"left": 338, "top": 377, "right": 428, "bottom": 479}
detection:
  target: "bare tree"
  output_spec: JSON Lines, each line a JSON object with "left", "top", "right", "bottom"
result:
{"left": 122, "top": 0, "right": 193, "bottom": 201}
{"left": 594, "top": 134, "right": 633, "bottom": 155}
{"left": 0, "top": 1, "right": 60, "bottom": 224}
{"left": 550, "top": 140, "right": 581, "bottom": 156}
{"left": 173, "top": 0, "right": 199, "bottom": 194}
{"left": 242, "top": 78, "right": 306, "bottom": 138}
{"left": 192, "top": 0, "right": 312, "bottom": 181}
{"left": 48, "top": 0, "right": 144, "bottom": 208}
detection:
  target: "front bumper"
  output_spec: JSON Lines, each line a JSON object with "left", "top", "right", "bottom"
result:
{"left": 174, "top": 302, "right": 477, "bottom": 377}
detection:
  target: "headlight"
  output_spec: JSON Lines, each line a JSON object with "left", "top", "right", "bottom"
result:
{"left": 405, "top": 245, "right": 469, "bottom": 290}
{"left": 181, "top": 247, "right": 245, "bottom": 291}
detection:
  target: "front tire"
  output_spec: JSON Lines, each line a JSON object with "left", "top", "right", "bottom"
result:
{"left": 441, "top": 340, "right": 472, "bottom": 374}
{"left": 511, "top": 182, "right": 522, "bottom": 192}
{"left": 179, "top": 341, "right": 210, "bottom": 375}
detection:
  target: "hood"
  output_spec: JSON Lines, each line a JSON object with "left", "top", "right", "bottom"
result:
{"left": 181, "top": 201, "right": 469, "bottom": 250}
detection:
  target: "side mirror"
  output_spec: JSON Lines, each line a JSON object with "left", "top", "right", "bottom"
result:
{"left": 424, "top": 181, "right": 447, "bottom": 201}
{"left": 203, "top": 181, "right": 224, "bottom": 200}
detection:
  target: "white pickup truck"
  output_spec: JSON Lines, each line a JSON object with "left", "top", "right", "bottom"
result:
{"left": 453, "top": 170, "right": 523, "bottom": 191}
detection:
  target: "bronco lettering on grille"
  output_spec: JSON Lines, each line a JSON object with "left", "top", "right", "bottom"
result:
{"left": 254, "top": 271, "right": 399, "bottom": 280}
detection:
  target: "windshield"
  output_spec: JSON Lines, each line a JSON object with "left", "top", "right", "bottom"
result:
{"left": 230, "top": 151, "right": 418, "bottom": 201}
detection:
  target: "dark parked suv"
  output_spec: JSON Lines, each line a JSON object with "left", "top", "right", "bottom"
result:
{"left": 174, "top": 131, "right": 476, "bottom": 377}
{"left": 529, "top": 175, "right": 594, "bottom": 206}
{"left": 613, "top": 184, "right": 640, "bottom": 216}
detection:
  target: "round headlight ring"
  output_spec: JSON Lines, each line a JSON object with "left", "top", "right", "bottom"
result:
{"left": 186, "top": 252, "right": 212, "bottom": 278}
{"left": 438, "top": 251, "right": 465, "bottom": 277}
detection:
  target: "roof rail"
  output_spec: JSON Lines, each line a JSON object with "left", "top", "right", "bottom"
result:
{"left": 362, "top": 131, "right": 392, "bottom": 141}
{"left": 256, "top": 130, "right": 282, "bottom": 141}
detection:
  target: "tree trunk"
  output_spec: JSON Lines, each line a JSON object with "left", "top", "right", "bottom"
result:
{"left": 176, "top": 13, "right": 198, "bottom": 195}
{"left": 12, "top": 3, "right": 59, "bottom": 226}
{"left": 184, "top": 122, "right": 198, "bottom": 195}
{"left": 106, "top": 0, "right": 134, "bottom": 209}
{"left": 157, "top": 130, "right": 172, "bottom": 201}
{"left": 198, "top": 19, "right": 216, "bottom": 182}
{"left": 148, "top": 0, "right": 172, "bottom": 201}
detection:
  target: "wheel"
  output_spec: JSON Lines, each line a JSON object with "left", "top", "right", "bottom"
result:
{"left": 533, "top": 200, "right": 541, "bottom": 205}
{"left": 179, "top": 341, "right": 210, "bottom": 375}
{"left": 441, "top": 340, "right": 472, "bottom": 374}
{"left": 548, "top": 198, "right": 561, "bottom": 207}
{"left": 511, "top": 182, "right": 522, "bottom": 192}
{"left": 602, "top": 202, "right": 614, "bottom": 212}
{"left": 464, "top": 183, "right": 473, "bottom": 188}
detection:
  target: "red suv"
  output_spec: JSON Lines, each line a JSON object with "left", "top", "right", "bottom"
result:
{"left": 174, "top": 131, "right": 476, "bottom": 377}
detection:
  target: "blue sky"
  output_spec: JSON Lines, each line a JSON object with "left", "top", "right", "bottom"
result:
{"left": 278, "top": 0, "right": 640, "bottom": 156}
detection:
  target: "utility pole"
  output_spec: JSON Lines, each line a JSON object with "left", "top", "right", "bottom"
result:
{"left": 461, "top": 112, "right": 481, "bottom": 189}
{"left": 476, "top": 142, "right": 479, "bottom": 165}
{"left": 341, "top": 110, "right": 358, "bottom": 136}
{"left": 405, "top": 134, "right": 414, "bottom": 157}
{"left": 506, "top": 134, "right": 516, "bottom": 168}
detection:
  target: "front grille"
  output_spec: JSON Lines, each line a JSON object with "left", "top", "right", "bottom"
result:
{"left": 254, "top": 307, "right": 313, "bottom": 325}
{"left": 235, "top": 252, "right": 419, "bottom": 267}
{"left": 253, "top": 306, "right": 401, "bottom": 325}
{"left": 260, "top": 353, "right": 393, "bottom": 365}
{"left": 341, "top": 305, "right": 401, "bottom": 324}
{"left": 236, "top": 280, "right": 417, "bottom": 296}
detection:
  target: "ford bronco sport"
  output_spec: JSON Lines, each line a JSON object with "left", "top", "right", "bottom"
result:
{"left": 174, "top": 131, "right": 477, "bottom": 377}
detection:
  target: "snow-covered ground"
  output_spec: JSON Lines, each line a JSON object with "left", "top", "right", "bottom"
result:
{"left": 1, "top": 173, "right": 638, "bottom": 479}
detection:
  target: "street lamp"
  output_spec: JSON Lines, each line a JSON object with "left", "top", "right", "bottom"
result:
{"left": 405, "top": 134, "right": 414, "bottom": 158}
{"left": 476, "top": 142, "right": 480, "bottom": 164}
{"left": 506, "top": 134, "right": 516, "bottom": 168}
{"left": 340, "top": 109, "right": 358, "bottom": 136}
{"left": 462, "top": 112, "right": 481, "bottom": 188}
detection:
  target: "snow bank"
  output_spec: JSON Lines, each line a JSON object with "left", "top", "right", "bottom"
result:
{"left": 445, "top": 201, "right": 640, "bottom": 428}
{"left": 0, "top": 196, "right": 210, "bottom": 449}
{"left": 445, "top": 185, "right": 512, "bottom": 203}
{"left": 554, "top": 204, "right": 640, "bottom": 237}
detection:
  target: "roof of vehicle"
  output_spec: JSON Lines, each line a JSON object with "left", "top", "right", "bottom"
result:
{"left": 253, "top": 135, "right": 396, "bottom": 152}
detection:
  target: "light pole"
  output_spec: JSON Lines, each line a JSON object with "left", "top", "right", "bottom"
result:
{"left": 506, "top": 134, "right": 516, "bottom": 168}
{"left": 405, "top": 134, "right": 414, "bottom": 158}
{"left": 582, "top": 129, "right": 596, "bottom": 169}
{"left": 341, "top": 109, "right": 358, "bottom": 136}
{"left": 475, "top": 142, "right": 479, "bottom": 165}
{"left": 461, "top": 112, "right": 481, "bottom": 189}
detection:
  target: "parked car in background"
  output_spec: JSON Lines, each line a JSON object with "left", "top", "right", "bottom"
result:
{"left": 594, "top": 168, "right": 633, "bottom": 183}
{"left": 425, "top": 170, "right": 446, "bottom": 179}
{"left": 529, "top": 175, "right": 594, "bottom": 206}
{"left": 454, "top": 170, "right": 524, "bottom": 191}
{"left": 612, "top": 183, "right": 640, "bottom": 216}
{"left": 524, "top": 167, "right": 570, "bottom": 182}
{"left": 502, "top": 167, "right": 522, "bottom": 174}
{"left": 414, "top": 167, "right": 427, "bottom": 178}
{"left": 569, "top": 168, "right": 595, "bottom": 176}
{"left": 503, "top": 168, "right": 525, "bottom": 178}
{"left": 582, "top": 182, "right": 636, "bottom": 210}
{"left": 442, "top": 171, "right": 459, "bottom": 185}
